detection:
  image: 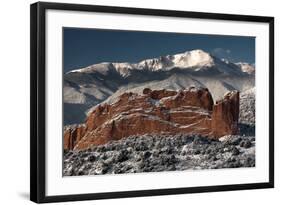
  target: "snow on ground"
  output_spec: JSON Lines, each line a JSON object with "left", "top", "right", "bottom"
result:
{"left": 240, "top": 87, "right": 255, "bottom": 124}
{"left": 63, "top": 134, "right": 255, "bottom": 176}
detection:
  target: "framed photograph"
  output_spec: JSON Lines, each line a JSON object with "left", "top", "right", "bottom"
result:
{"left": 30, "top": 2, "right": 274, "bottom": 203}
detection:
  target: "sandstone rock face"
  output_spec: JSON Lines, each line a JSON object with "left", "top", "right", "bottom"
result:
{"left": 161, "top": 87, "right": 213, "bottom": 111}
{"left": 64, "top": 87, "right": 239, "bottom": 150}
{"left": 64, "top": 125, "right": 86, "bottom": 150}
{"left": 211, "top": 91, "right": 239, "bottom": 137}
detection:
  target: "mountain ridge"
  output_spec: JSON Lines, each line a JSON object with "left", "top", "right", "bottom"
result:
{"left": 64, "top": 49, "right": 255, "bottom": 125}
{"left": 67, "top": 49, "right": 254, "bottom": 77}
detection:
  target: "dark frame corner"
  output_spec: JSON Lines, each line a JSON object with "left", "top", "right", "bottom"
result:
{"left": 30, "top": 1, "right": 274, "bottom": 203}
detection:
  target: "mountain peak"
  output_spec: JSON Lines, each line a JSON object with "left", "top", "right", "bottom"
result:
{"left": 235, "top": 62, "right": 255, "bottom": 74}
{"left": 186, "top": 49, "right": 208, "bottom": 54}
{"left": 136, "top": 49, "right": 215, "bottom": 72}
{"left": 173, "top": 49, "right": 214, "bottom": 68}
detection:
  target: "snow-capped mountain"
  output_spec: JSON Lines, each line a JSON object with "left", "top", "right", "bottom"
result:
{"left": 235, "top": 62, "right": 255, "bottom": 74}
{"left": 137, "top": 49, "right": 215, "bottom": 71}
{"left": 67, "top": 49, "right": 252, "bottom": 77}
{"left": 64, "top": 49, "right": 255, "bottom": 125}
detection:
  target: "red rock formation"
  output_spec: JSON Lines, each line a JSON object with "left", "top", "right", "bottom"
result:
{"left": 64, "top": 88, "right": 239, "bottom": 150}
{"left": 64, "top": 125, "right": 86, "bottom": 150}
{"left": 211, "top": 91, "right": 239, "bottom": 137}
{"left": 161, "top": 87, "right": 213, "bottom": 111}
{"left": 143, "top": 88, "right": 177, "bottom": 100}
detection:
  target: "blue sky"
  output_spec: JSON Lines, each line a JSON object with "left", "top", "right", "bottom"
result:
{"left": 63, "top": 28, "right": 255, "bottom": 73}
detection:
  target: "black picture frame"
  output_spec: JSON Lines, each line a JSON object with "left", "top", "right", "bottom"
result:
{"left": 30, "top": 1, "right": 274, "bottom": 203}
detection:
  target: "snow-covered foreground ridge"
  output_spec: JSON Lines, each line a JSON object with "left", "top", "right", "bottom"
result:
{"left": 64, "top": 134, "right": 255, "bottom": 176}
{"left": 67, "top": 49, "right": 254, "bottom": 77}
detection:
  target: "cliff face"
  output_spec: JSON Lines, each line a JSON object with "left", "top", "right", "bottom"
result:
{"left": 64, "top": 87, "right": 239, "bottom": 150}
{"left": 64, "top": 125, "right": 86, "bottom": 150}
{"left": 211, "top": 91, "right": 240, "bottom": 136}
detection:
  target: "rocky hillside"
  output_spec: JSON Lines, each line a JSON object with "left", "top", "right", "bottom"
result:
{"left": 239, "top": 88, "right": 255, "bottom": 124}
